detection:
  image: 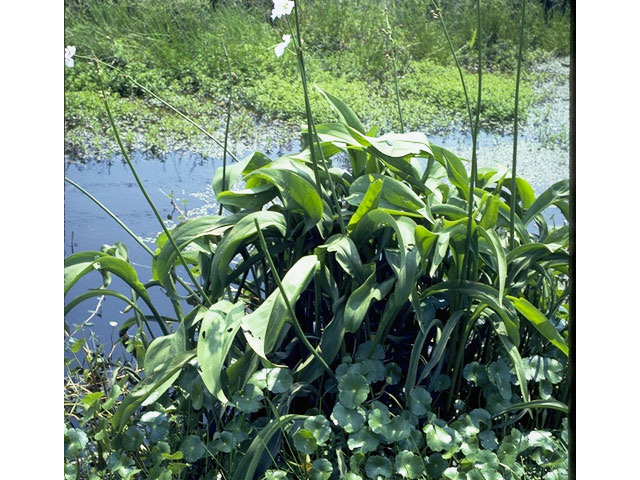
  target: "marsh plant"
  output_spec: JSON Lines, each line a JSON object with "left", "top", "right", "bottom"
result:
{"left": 64, "top": 1, "right": 570, "bottom": 479}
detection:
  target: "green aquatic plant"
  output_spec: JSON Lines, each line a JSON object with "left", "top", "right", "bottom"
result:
{"left": 64, "top": 1, "right": 570, "bottom": 478}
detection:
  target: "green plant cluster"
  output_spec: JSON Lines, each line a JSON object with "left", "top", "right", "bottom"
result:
{"left": 64, "top": 0, "right": 568, "bottom": 154}
{"left": 65, "top": 86, "right": 570, "bottom": 479}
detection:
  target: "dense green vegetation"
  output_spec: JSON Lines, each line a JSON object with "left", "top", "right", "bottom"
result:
{"left": 64, "top": 0, "right": 569, "bottom": 155}
{"left": 64, "top": 1, "right": 570, "bottom": 478}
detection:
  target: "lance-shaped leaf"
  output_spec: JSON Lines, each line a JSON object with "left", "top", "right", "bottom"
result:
{"left": 144, "top": 320, "right": 187, "bottom": 375}
{"left": 318, "top": 234, "right": 367, "bottom": 283}
{"left": 316, "top": 85, "right": 366, "bottom": 133}
{"left": 344, "top": 267, "right": 395, "bottom": 333}
{"left": 152, "top": 215, "right": 242, "bottom": 297}
{"left": 64, "top": 250, "right": 107, "bottom": 295}
{"left": 246, "top": 167, "right": 323, "bottom": 233}
{"left": 197, "top": 300, "right": 246, "bottom": 402}
{"left": 209, "top": 211, "right": 287, "bottom": 299}
{"left": 347, "top": 177, "right": 383, "bottom": 231}
{"left": 112, "top": 351, "right": 195, "bottom": 431}
{"left": 349, "top": 174, "right": 431, "bottom": 221}
{"left": 422, "top": 281, "right": 520, "bottom": 346}
{"left": 478, "top": 227, "right": 507, "bottom": 305}
{"left": 231, "top": 415, "right": 308, "bottom": 480}
{"left": 212, "top": 151, "right": 271, "bottom": 198}
{"left": 242, "top": 255, "right": 320, "bottom": 359}
{"left": 507, "top": 296, "right": 569, "bottom": 356}
{"left": 522, "top": 179, "right": 569, "bottom": 225}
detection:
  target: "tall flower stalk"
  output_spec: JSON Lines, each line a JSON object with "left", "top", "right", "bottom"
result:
{"left": 510, "top": 0, "right": 527, "bottom": 249}
{"left": 273, "top": 0, "right": 346, "bottom": 234}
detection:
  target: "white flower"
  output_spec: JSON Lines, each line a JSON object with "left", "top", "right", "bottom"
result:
{"left": 109, "top": 321, "right": 118, "bottom": 327}
{"left": 271, "top": 0, "right": 294, "bottom": 20}
{"left": 65, "top": 45, "right": 76, "bottom": 68}
{"left": 274, "top": 34, "right": 292, "bottom": 57}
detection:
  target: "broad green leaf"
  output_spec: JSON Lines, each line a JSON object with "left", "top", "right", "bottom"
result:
{"left": 349, "top": 174, "right": 430, "bottom": 221}
{"left": 180, "top": 435, "right": 205, "bottom": 463}
{"left": 242, "top": 255, "right": 320, "bottom": 359}
{"left": 152, "top": 215, "right": 241, "bottom": 297}
{"left": 331, "top": 402, "right": 366, "bottom": 433}
{"left": 310, "top": 459, "right": 333, "bottom": 480}
{"left": 424, "top": 424, "right": 454, "bottom": 452}
{"left": 197, "top": 300, "right": 245, "bottom": 402}
{"left": 368, "top": 401, "right": 391, "bottom": 434}
{"left": 480, "top": 194, "right": 500, "bottom": 229}
{"left": 247, "top": 167, "right": 323, "bottom": 233}
{"left": 409, "top": 387, "right": 432, "bottom": 417}
{"left": 365, "top": 455, "right": 393, "bottom": 479}
{"left": 123, "top": 426, "right": 145, "bottom": 452}
{"left": 232, "top": 383, "right": 263, "bottom": 413}
{"left": 82, "top": 391, "right": 104, "bottom": 407}
{"left": 144, "top": 320, "right": 186, "bottom": 375}
{"left": 264, "top": 470, "right": 289, "bottom": 480}
{"left": 209, "top": 211, "right": 286, "bottom": 298}
{"left": 319, "top": 234, "right": 367, "bottom": 282}
{"left": 212, "top": 150, "right": 270, "bottom": 197}
{"left": 395, "top": 451, "right": 424, "bottom": 479}
{"left": 304, "top": 415, "right": 332, "bottom": 445}
{"left": 338, "top": 372, "right": 369, "bottom": 408}
{"left": 140, "top": 412, "right": 169, "bottom": 443}
{"left": 216, "top": 183, "right": 277, "bottom": 210}
{"left": 293, "top": 429, "right": 317, "bottom": 454}
{"left": 348, "top": 427, "right": 380, "bottom": 453}
{"left": 64, "top": 428, "right": 88, "bottom": 459}
{"left": 351, "top": 209, "right": 406, "bottom": 257}
{"left": 507, "top": 296, "right": 569, "bottom": 356}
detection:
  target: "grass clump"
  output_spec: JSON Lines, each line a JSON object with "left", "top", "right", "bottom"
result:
{"left": 64, "top": 0, "right": 567, "bottom": 156}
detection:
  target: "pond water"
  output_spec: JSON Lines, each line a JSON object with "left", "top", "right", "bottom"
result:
{"left": 64, "top": 122, "right": 569, "bottom": 347}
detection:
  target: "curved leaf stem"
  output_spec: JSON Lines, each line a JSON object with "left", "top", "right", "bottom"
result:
{"left": 64, "top": 177, "right": 155, "bottom": 257}
{"left": 254, "top": 218, "right": 335, "bottom": 379}
{"left": 510, "top": 0, "right": 527, "bottom": 249}
{"left": 93, "top": 57, "right": 212, "bottom": 308}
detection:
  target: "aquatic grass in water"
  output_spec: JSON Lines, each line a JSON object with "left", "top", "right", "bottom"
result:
{"left": 64, "top": 1, "right": 570, "bottom": 478}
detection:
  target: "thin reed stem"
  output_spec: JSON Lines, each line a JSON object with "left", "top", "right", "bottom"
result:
{"left": 64, "top": 177, "right": 155, "bottom": 257}
{"left": 219, "top": 38, "right": 233, "bottom": 215}
{"left": 86, "top": 56, "right": 241, "bottom": 163}
{"left": 510, "top": 0, "right": 526, "bottom": 250}
{"left": 384, "top": 0, "right": 404, "bottom": 132}
{"left": 290, "top": 4, "right": 346, "bottom": 234}
{"left": 462, "top": 0, "right": 483, "bottom": 281}
{"left": 93, "top": 57, "right": 212, "bottom": 308}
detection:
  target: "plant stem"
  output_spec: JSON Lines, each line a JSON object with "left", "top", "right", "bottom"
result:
{"left": 462, "top": 0, "right": 482, "bottom": 282}
{"left": 384, "top": 0, "right": 404, "bottom": 132}
{"left": 253, "top": 218, "right": 335, "bottom": 379}
{"left": 219, "top": 37, "right": 233, "bottom": 215}
{"left": 64, "top": 177, "right": 155, "bottom": 257}
{"left": 87, "top": 56, "right": 241, "bottom": 163}
{"left": 510, "top": 0, "right": 526, "bottom": 250}
{"left": 289, "top": 5, "right": 346, "bottom": 234}
{"left": 93, "top": 57, "right": 212, "bottom": 307}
